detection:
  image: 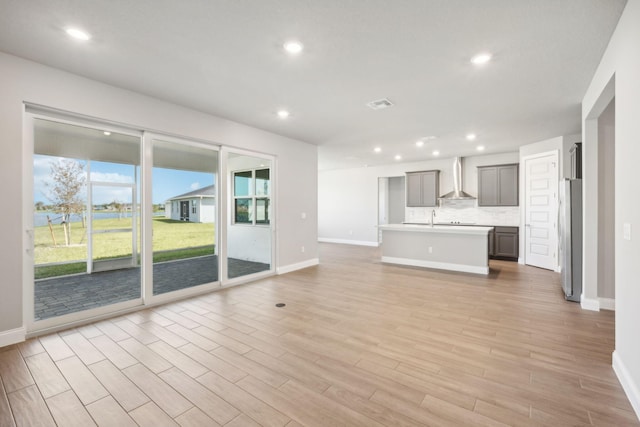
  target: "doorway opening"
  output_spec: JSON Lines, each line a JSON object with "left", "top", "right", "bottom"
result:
{"left": 583, "top": 75, "right": 616, "bottom": 311}
{"left": 378, "top": 176, "right": 405, "bottom": 243}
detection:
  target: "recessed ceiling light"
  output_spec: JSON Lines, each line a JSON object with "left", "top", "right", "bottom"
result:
{"left": 394, "top": 154, "right": 402, "bottom": 161}
{"left": 283, "top": 41, "right": 303, "bottom": 54}
{"left": 374, "top": 147, "right": 381, "bottom": 153}
{"left": 416, "top": 141, "right": 424, "bottom": 147}
{"left": 66, "top": 27, "right": 91, "bottom": 41}
{"left": 471, "top": 53, "right": 492, "bottom": 65}
{"left": 466, "top": 133, "right": 477, "bottom": 141}
{"left": 477, "top": 145, "right": 485, "bottom": 151}
{"left": 277, "top": 110, "right": 290, "bottom": 119}
{"left": 103, "top": 131, "right": 111, "bottom": 136}
{"left": 432, "top": 150, "right": 440, "bottom": 156}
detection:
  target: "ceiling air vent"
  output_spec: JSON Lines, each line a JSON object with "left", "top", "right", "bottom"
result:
{"left": 366, "top": 98, "right": 394, "bottom": 110}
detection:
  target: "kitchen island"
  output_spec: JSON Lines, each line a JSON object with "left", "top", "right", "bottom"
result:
{"left": 378, "top": 224, "right": 494, "bottom": 274}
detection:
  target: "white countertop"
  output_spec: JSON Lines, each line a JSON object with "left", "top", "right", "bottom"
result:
{"left": 379, "top": 223, "right": 494, "bottom": 235}
{"left": 404, "top": 221, "right": 519, "bottom": 227}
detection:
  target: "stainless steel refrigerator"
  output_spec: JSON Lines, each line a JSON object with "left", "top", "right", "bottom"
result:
{"left": 559, "top": 178, "right": 582, "bottom": 302}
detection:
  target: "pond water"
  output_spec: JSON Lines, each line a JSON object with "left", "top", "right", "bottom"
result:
{"left": 34, "top": 212, "right": 163, "bottom": 227}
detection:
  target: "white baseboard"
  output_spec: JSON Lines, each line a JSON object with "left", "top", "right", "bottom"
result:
{"left": 581, "top": 295, "right": 600, "bottom": 311}
{"left": 613, "top": 350, "right": 640, "bottom": 422}
{"left": 381, "top": 256, "right": 489, "bottom": 275}
{"left": 0, "top": 326, "right": 26, "bottom": 348}
{"left": 277, "top": 258, "right": 319, "bottom": 275}
{"left": 318, "top": 238, "right": 379, "bottom": 247}
{"left": 599, "top": 298, "right": 615, "bottom": 311}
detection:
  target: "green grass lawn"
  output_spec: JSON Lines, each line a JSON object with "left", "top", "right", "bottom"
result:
{"left": 34, "top": 217, "right": 215, "bottom": 278}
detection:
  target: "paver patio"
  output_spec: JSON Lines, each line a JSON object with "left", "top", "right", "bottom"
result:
{"left": 34, "top": 255, "right": 270, "bottom": 320}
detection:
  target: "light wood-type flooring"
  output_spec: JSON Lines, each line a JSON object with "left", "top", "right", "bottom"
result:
{"left": 1, "top": 243, "right": 638, "bottom": 426}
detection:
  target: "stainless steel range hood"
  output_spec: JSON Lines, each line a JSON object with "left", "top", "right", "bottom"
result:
{"left": 439, "top": 156, "right": 476, "bottom": 200}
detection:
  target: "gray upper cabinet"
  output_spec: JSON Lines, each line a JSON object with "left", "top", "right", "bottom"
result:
{"left": 477, "top": 164, "right": 519, "bottom": 206}
{"left": 406, "top": 170, "right": 439, "bottom": 207}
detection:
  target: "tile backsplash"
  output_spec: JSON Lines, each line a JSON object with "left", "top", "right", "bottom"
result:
{"left": 406, "top": 200, "right": 520, "bottom": 226}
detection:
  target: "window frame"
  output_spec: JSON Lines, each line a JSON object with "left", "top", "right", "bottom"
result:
{"left": 232, "top": 167, "right": 271, "bottom": 226}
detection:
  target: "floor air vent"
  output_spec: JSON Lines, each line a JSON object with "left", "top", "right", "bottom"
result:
{"left": 366, "top": 98, "right": 394, "bottom": 110}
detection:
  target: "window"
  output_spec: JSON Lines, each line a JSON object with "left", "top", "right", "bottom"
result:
{"left": 233, "top": 168, "right": 270, "bottom": 225}
{"left": 192, "top": 199, "right": 197, "bottom": 214}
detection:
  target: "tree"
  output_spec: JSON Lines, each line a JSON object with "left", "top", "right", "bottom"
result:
{"left": 34, "top": 201, "right": 45, "bottom": 211}
{"left": 46, "top": 159, "right": 86, "bottom": 246}
{"left": 109, "top": 200, "right": 126, "bottom": 219}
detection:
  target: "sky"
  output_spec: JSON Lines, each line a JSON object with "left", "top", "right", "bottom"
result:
{"left": 34, "top": 155, "right": 215, "bottom": 205}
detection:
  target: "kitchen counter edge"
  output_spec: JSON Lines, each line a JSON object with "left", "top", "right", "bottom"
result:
{"left": 378, "top": 224, "right": 494, "bottom": 235}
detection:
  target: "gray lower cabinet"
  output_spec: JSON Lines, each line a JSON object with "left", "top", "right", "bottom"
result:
{"left": 488, "top": 229, "right": 495, "bottom": 257}
{"left": 406, "top": 170, "right": 439, "bottom": 207}
{"left": 477, "top": 164, "right": 519, "bottom": 206}
{"left": 488, "top": 226, "right": 519, "bottom": 260}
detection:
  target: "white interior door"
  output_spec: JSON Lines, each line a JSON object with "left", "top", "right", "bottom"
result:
{"left": 524, "top": 151, "right": 558, "bottom": 270}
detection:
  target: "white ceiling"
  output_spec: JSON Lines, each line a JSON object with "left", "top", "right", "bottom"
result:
{"left": 0, "top": 0, "right": 626, "bottom": 170}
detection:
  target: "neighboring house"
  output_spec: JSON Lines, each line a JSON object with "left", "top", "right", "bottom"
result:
{"left": 164, "top": 185, "right": 215, "bottom": 223}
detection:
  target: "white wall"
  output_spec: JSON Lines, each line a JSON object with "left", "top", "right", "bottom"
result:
{"left": 200, "top": 198, "right": 216, "bottom": 223}
{"left": 227, "top": 226, "right": 272, "bottom": 264}
{"left": 598, "top": 100, "right": 615, "bottom": 301}
{"left": 0, "top": 51, "right": 318, "bottom": 343}
{"left": 319, "top": 152, "right": 519, "bottom": 246}
{"left": 378, "top": 177, "right": 389, "bottom": 225}
{"left": 582, "top": 0, "right": 640, "bottom": 418}
{"left": 388, "top": 177, "right": 406, "bottom": 224}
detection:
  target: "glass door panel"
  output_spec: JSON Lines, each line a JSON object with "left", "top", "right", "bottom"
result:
{"left": 89, "top": 184, "right": 137, "bottom": 273}
{"left": 32, "top": 118, "right": 141, "bottom": 322}
{"left": 227, "top": 153, "right": 272, "bottom": 279}
{"left": 152, "top": 139, "right": 219, "bottom": 295}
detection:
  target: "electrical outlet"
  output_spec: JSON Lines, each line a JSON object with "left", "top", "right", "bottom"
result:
{"left": 301, "top": 246, "right": 305, "bottom": 253}
{"left": 301, "top": 212, "right": 306, "bottom": 219}
{"left": 349, "top": 230, "right": 353, "bottom": 235}
{"left": 624, "top": 223, "right": 632, "bottom": 241}
{"left": 428, "top": 246, "right": 433, "bottom": 254}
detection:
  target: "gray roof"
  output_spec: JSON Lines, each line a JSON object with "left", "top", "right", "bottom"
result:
{"left": 167, "top": 184, "right": 216, "bottom": 201}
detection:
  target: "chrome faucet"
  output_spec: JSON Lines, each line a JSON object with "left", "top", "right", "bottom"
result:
{"left": 430, "top": 209, "right": 436, "bottom": 227}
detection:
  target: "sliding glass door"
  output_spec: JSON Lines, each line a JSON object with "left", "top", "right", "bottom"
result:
{"left": 150, "top": 137, "right": 219, "bottom": 296}
{"left": 226, "top": 152, "right": 273, "bottom": 280}
{"left": 28, "top": 113, "right": 274, "bottom": 333}
{"left": 32, "top": 118, "right": 142, "bottom": 323}
{"left": 89, "top": 181, "right": 137, "bottom": 273}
